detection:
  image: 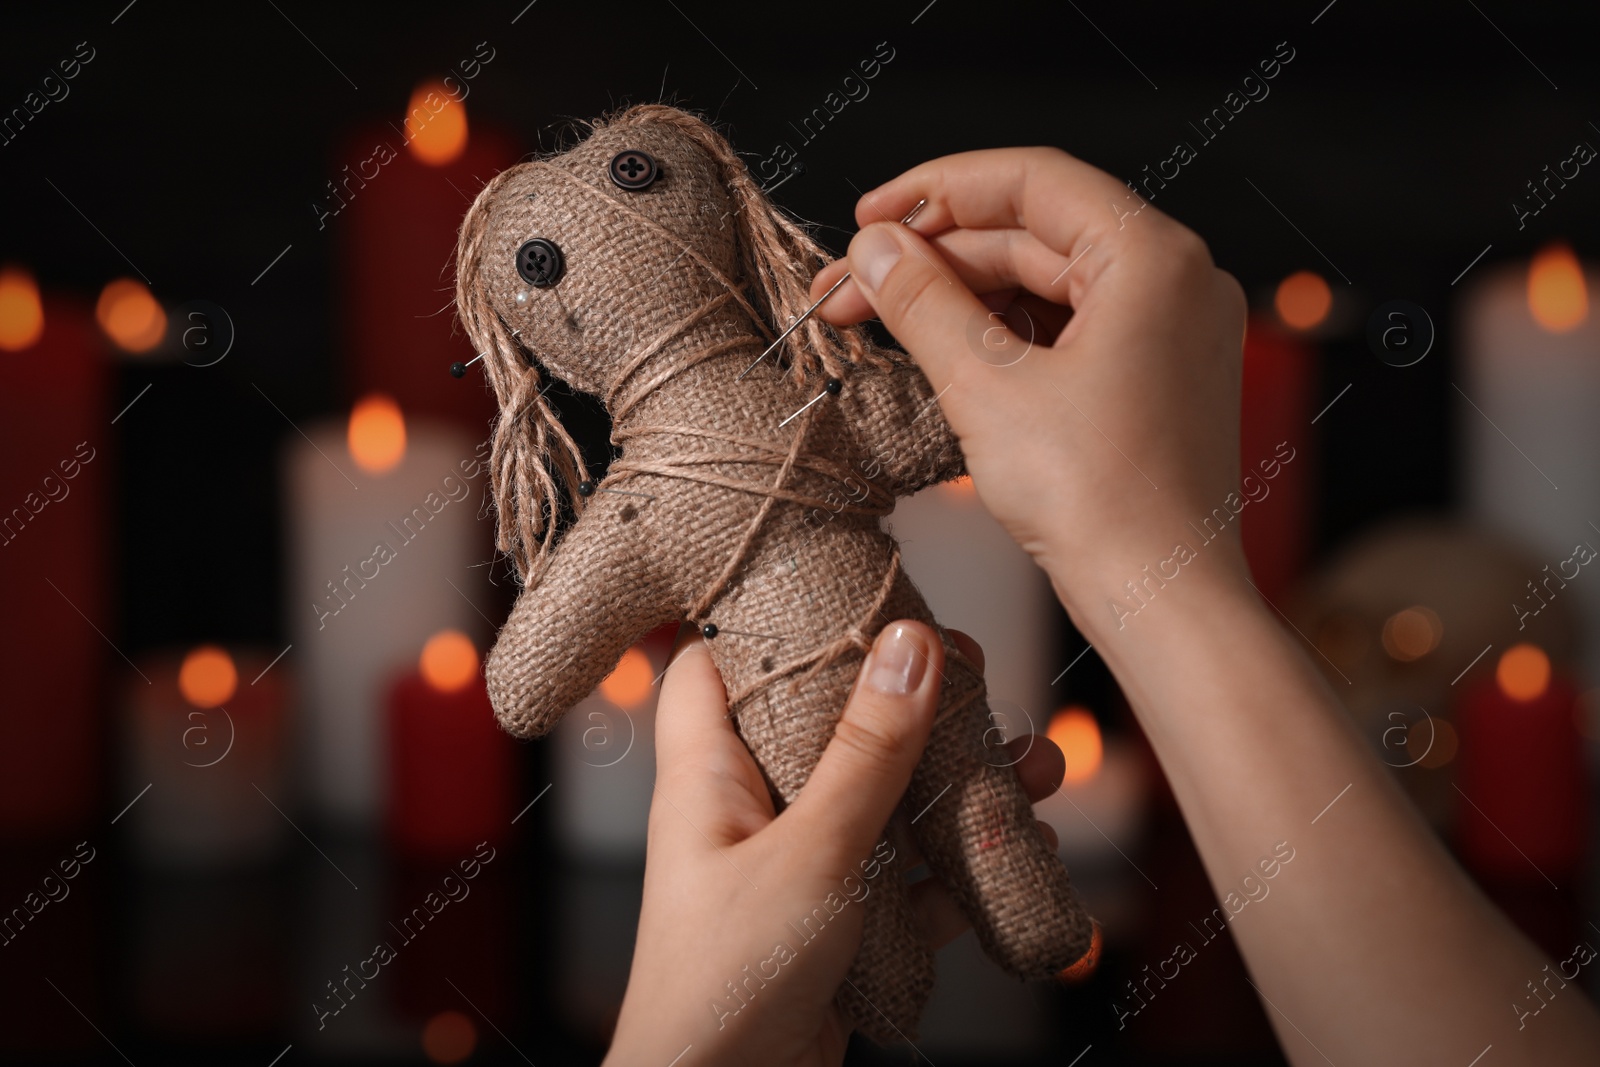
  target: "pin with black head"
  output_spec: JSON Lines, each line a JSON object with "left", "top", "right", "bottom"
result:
{"left": 450, "top": 351, "right": 486, "bottom": 379}
{"left": 578, "top": 480, "right": 596, "bottom": 497}
{"left": 701, "top": 623, "right": 719, "bottom": 639}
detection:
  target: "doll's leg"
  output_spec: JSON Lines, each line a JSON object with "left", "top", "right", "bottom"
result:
{"left": 734, "top": 665, "right": 936, "bottom": 1044}
{"left": 889, "top": 584, "right": 1097, "bottom": 978}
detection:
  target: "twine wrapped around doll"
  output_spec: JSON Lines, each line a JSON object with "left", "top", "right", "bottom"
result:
{"left": 454, "top": 103, "right": 1092, "bottom": 1044}
{"left": 456, "top": 104, "right": 891, "bottom": 586}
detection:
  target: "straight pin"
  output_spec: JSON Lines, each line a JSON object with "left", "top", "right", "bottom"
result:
{"left": 779, "top": 377, "right": 842, "bottom": 428}
{"left": 738, "top": 198, "right": 928, "bottom": 381}
{"left": 449, "top": 351, "right": 487, "bottom": 378}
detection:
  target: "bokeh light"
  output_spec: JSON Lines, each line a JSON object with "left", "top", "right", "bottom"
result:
{"left": 1527, "top": 241, "right": 1587, "bottom": 333}
{"left": 421, "top": 1009, "right": 476, "bottom": 1064}
{"left": 348, "top": 393, "right": 407, "bottom": 474}
{"left": 1496, "top": 643, "right": 1551, "bottom": 703}
{"left": 1380, "top": 605, "right": 1443, "bottom": 662}
{"left": 406, "top": 80, "right": 468, "bottom": 166}
{"left": 1047, "top": 707, "right": 1103, "bottom": 785}
{"left": 1274, "top": 270, "right": 1332, "bottom": 330}
{"left": 178, "top": 646, "right": 238, "bottom": 709}
{"left": 600, "top": 645, "right": 653, "bottom": 709}
{"left": 96, "top": 278, "right": 166, "bottom": 353}
{"left": 1408, "top": 717, "right": 1458, "bottom": 770}
{"left": 0, "top": 265, "right": 45, "bottom": 351}
{"left": 1058, "top": 921, "right": 1103, "bottom": 983}
{"left": 420, "top": 631, "right": 478, "bottom": 693}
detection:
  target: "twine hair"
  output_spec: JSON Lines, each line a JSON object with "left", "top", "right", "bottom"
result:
{"left": 454, "top": 104, "right": 888, "bottom": 586}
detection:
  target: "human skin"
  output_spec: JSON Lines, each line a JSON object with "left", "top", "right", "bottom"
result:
{"left": 604, "top": 623, "right": 1068, "bottom": 1065}
{"left": 607, "top": 146, "right": 1600, "bottom": 1065}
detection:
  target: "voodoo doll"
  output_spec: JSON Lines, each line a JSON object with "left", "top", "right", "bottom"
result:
{"left": 454, "top": 103, "right": 1091, "bottom": 1041}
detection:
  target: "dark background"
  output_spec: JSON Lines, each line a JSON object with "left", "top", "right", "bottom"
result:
{"left": 3, "top": 0, "right": 1598, "bottom": 1063}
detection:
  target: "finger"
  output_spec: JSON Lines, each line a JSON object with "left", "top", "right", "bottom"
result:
{"left": 943, "top": 627, "right": 985, "bottom": 674}
{"left": 1009, "top": 733, "right": 1067, "bottom": 803}
{"left": 776, "top": 621, "right": 942, "bottom": 871}
{"left": 856, "top": 146, "right": 1164, "bottom": 267}
{"left": 813, "top": 227, "right": 1077, "bottom": 327}
{"left": 909, "top": 876, "right": 970, "bottom": 950}
{"left": 843, "top": 221, "right": 1000, "bottom": 395}
{"left": 652, "top": 634, "right": 772, "bottom": 840}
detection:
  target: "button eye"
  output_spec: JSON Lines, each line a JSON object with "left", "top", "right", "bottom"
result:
{"left": 516, "top": 238, "right": 565, "bottom": 288}
{"left": 608, "top": 149, "right": 660, "bottom": 191}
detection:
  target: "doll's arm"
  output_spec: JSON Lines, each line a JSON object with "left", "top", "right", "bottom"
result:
{"left": 484, "top": 507, "right": 673, "bottom": 739}
{"left": 844, "top": 355, "right": 966, "bottom": 496}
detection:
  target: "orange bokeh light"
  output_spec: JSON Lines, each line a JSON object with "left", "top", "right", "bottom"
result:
{"left": 1274, "top": 270, "right": 1332, "bottom": 330}
{"left": 1047, "top": 707, "right": 1103, "bottom": 785}
{"left": 1380, "top": 605, "right": 1443, "bottom": 662}
{"left": 348, "top": 393, "right": 407, "bottom": 473}
{"left": 96, "top": 278, "right": 166, "bottom": 353}
{"left": 1409, "top": 717, "right": 1459, "bottom": 770}
{"left": 1496, "top": 643, "right": 1551, "bottom": 703}
{"left": 421, "top": 1010, "right": 476, "bottom": 1064}
{"left": 420, "top": 630, "right": 478, "bottom": 693}
{"left": 406, "top": 81, "right": 468, "bottom": 166}
{"left": 178, "top": 645, "right": 238, "bottom": 709}
{"left": 600, "top": 645, "right": 653, "bottom": 709}
{"left": 0, "top": 265, "right": 45, "bottom": 351}
{"left": 1527, "top": 242, "right": 1588, "bottom": 333}
{"left": 942, "top": 475, "right": 975, "bottom": 498}
{"left": 1058, "top": 921, "right": 1103, "bottom": 983}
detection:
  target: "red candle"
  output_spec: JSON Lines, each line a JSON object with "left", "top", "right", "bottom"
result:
{"left": 1238, "top": 313, "right": 1315, "bottom": 605}
{"left": 337, "top": 81, "right": 519, "bottom": 431}
{"left": 0, "top": 277, "right": 106, "bottom": 836}
{"left": 387, "top": 630, "right": 516, "bottom": 861}
{"left": 1455, "top": 643, "right": 1589, "bottom": 880}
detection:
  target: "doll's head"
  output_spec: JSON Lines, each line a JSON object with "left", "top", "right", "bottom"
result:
{"left": 454, "top": 105, "right": 876, "bottom": 583}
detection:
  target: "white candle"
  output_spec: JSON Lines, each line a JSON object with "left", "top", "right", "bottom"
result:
{"left": 121, "top": 645, "right": 290, "bottom": 867}
{"left": 1461, "top": 246, "right": 1600, "bottom": 679}
{"left": 890, "top": 479, "right": 1056, "bottom": 733}
{"left": 551, "top": 644, "right": 660, "bottom": 862}
{"left": 285, "top": 395, "right": 489, "bottom": 827}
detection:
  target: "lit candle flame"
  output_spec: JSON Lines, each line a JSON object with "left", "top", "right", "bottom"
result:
{"left": 96, "top": 278, "right": 166, "bottom": 353}
{"left": 178, "top": 645, "right": 238, "bottom": 708}
{"left": 1274, "top": 269, "right": 1331, "bottom": 331}
{"left": 348, "top": 393, "right": 407, "bottom": 474}
{"left": 1047, "top": 706, "right": 1103, "bottom": 785}
{"left": 1527, "top": 242, "right": 1588, "bottom": 333}
{"left": 0, "top": 265, "right": 44, "bottom": 351}
{"left": 419, "top": 630, "right": 478, "bottom": 693}
{"left": 405, "top": 80, "right": 468, "bottom": 166}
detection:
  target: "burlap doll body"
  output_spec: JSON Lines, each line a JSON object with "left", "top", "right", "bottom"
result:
{"left": 455, "top": 104, "right": 1091, "bottom": 1041}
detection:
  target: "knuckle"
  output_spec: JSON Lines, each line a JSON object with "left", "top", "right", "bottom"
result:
{"left": 829, "top": 710, "right": 907, "bottom": 774}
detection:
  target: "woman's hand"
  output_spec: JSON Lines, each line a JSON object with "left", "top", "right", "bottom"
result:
{"left": 814, "top": 147, "right": 1251, "bottom": 639}
{"left": 603, "top": 622, "right": 1070, "bottom": 1066}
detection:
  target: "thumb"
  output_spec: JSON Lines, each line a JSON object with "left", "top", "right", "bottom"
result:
{"left": 847, "top": 221, "right": 998, "bottom": 392}
{"left": 777, "top": 621, "right": 942, "bottom": 870}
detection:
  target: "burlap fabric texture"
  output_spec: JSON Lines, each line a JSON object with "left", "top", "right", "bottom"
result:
{"left": 454, "top": 104, "right": 1093, "bottom": 1043}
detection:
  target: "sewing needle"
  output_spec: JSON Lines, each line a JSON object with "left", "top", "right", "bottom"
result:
{"left": 737, "top": 198, "right": 928, "bottom": 381}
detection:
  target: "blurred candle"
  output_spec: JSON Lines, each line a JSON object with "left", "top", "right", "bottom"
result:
{"left": 1462, "top": 244, "right": 1600, "bottom": 679}
{"left": 0, "top": 276, "right": 105, "bottom": 837}
{"left": 552, "top": 630, "right": 673, "bottom": 862}
{"left": 121, "top": 645, "right": 290, "bottom": 866}
{"left": 1033, "top": 707, "right": 1148, "bottom": 866}
{"left": 1239, "top": 313, "right": 1315, "bottom": 605}
{"left": 1455, "top": 643, "right": 1589, "bottom": 880}
{"left": 338, "top": 81, "right": 518, "bottom": 431}
{"left": 285, "top": 394, "right": 487, "bottom": 827}
{"left": 893, "top": 477, "right": 1054, "bottom": 720}
{"left": 387, "top": 630, "right": 516, "bottom": 861}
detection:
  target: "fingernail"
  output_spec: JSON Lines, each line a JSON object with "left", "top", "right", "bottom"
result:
{"left": 852, "top": 226, "right": 903, "bottom": 293}
{"left": 865, "top": 623, "right": 926, "bottom": 695}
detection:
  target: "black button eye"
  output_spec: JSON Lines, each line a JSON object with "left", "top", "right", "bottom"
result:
{"left": 608, "top": 149, "right": 660, "bottom": 191}
{"left": 516, "top": 238, "right": 565, "bottom": 288}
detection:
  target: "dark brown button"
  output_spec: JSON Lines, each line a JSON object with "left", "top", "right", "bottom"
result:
{"left": 608, "top": 149, "right": 660, "bottom": 191}
{"left": 516, "top": 238, "right": 564, "bottom": 288}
